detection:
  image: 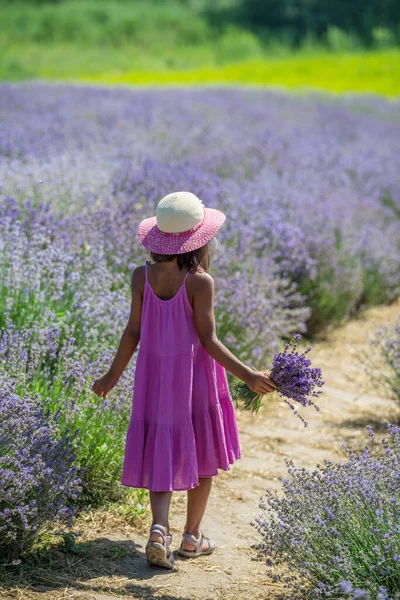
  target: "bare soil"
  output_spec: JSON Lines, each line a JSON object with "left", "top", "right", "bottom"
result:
{"left": 2, "top": 301, "right": 399, "bottom": 600}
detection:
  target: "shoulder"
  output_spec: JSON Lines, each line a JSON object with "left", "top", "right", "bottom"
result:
{"left": 189, "top": 269, "right": 214, "bottom": 295}
{"left": 130, "top": 264, "right": 146, "bottom": 291}
{"left": 131, "top": 264, "right": 146, "bottom": 280}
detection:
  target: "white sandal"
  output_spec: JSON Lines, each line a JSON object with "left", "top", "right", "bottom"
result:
{"left": 178, "top": 530, "right": 216, "bottom": 558}
{"left": 145, "top": 524, "right": 176, "bottom": 570}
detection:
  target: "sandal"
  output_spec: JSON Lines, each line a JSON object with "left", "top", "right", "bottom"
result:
{"left": 145, "top": 524, "right": 176, "bottom": 570}
{"left": 178, "top": 530, "right": 216, "bottom": 558}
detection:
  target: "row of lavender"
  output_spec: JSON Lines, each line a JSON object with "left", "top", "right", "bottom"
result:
{"left": 0, "top": 85, "right": 400, "bottom": 589}
{"left": 254, "top": 420, "right": 400, "bottom": 600}
{"left": 252, "top": 317, "right": 400, "bottom": 599}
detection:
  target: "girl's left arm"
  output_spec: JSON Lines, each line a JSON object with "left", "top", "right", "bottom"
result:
{"left": 91, "top": 267, "right": 143, "bottom": 398}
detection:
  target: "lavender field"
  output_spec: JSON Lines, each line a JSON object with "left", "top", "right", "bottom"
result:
{"left": 1, "top": 83, "right": 400, "bottom": 573}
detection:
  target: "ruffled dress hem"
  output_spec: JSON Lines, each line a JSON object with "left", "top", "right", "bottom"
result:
{"left": 121, "top": 393, "right": 241, "bottom": 492}
{"left": 121, "top": 457, "right": 242, "bottom": 493}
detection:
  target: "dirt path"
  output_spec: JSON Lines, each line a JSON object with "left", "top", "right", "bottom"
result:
{"left": 3, "top": 301, "right": 400, "bottom": 600}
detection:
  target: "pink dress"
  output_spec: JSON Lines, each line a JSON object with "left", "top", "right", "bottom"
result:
{"left": 121, "top": 260, "right": 241, "bottom": 492}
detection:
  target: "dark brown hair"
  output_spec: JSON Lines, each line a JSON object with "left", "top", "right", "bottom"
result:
{"left": 149, "top": 240, "right": 214, "bottom": 273}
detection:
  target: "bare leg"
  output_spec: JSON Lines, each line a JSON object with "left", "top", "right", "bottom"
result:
{"left": 183, "top": 477, "right": 213, "bottom": 551}
{"left": 149, "top": 491, "right": 172, "bottom": 543}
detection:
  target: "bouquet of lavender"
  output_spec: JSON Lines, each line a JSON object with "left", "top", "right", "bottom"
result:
{"left": 231, "top": 334, "right": 324, "bottom": 426}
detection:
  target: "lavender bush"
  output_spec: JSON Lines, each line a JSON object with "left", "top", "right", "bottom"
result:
{"left": 0, "top": 320, "right": 136, "bottom": 505}
{"left": 0, "top": 203, "right": 137, "bottom": 503}
{"left": 231, "top": 335, "right": 324, "bottom": 425}
{"left": 372, "top": 317, "right": 400, "bottom": 403}
{"left": 252, "top": 423, "right": 400, "bottom": 599}
{"left": 0, "top": 371, "right": 81, "bottom": 562}
{"left": 338, "top": 581, "right": 400, "bottom": 599}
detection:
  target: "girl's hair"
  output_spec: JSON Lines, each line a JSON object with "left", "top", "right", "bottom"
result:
{"left": 149, "top": 237, "right": 218, "bottom": 273}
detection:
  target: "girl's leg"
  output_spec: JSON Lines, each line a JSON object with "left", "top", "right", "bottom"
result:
{"left": 183, "top": 477, "right": 213, "bottom": 551}
{"left": 149, "top": 491, "right": 172, "bottom": 543}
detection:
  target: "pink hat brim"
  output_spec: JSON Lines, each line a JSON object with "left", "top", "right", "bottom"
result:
{"left": 138, "top": 207, "right": 226, "bottom": 255}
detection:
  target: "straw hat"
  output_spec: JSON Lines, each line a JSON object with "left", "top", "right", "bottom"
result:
{"left": 138, "top": 191, "right": 226, "bottom": 255}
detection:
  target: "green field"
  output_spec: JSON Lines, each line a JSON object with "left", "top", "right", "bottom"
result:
{"left": 1, "top": 1, "right": 399, "bottom": 95}
{"left": 83, "top": 50, "right": 400, "bottom": 96}
{"left": 2, "top": 45, "right": 399, "bottom": 96}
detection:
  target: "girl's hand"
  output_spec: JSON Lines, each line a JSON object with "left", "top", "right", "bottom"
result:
{"left": 245, "top": 369, "right": 277, "bottom": 395}
{"left": 91, "top": 372, "right": 119, "bottom": 398}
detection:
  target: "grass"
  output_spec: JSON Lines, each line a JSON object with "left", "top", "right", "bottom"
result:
{"left": 2, "top": 44, "right": 399, "bottom": 96}
{"left": 83, "top": 50, "right": 400, "bottom": 96}
{"left": 0, "top": 507, "right": 146, "bottom": 589}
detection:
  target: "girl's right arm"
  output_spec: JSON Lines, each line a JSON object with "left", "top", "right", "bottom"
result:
{"left": 192, "top": 273, "right": 276, "bottom": 395}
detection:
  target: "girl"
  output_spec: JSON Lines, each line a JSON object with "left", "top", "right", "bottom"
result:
{"left": 92, "top": 191, "right": 276, "bottom": 570}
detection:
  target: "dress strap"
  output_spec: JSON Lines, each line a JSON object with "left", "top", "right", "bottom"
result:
{"left": 145, "top": 260, "right": 149, "bottom": 283}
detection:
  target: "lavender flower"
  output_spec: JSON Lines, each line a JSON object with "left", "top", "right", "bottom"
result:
{"left": 340, "top": 581, "right": 354, "bottom": 594}
{"left": 231, "top": 335, "right": 324, "bottom": 425}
